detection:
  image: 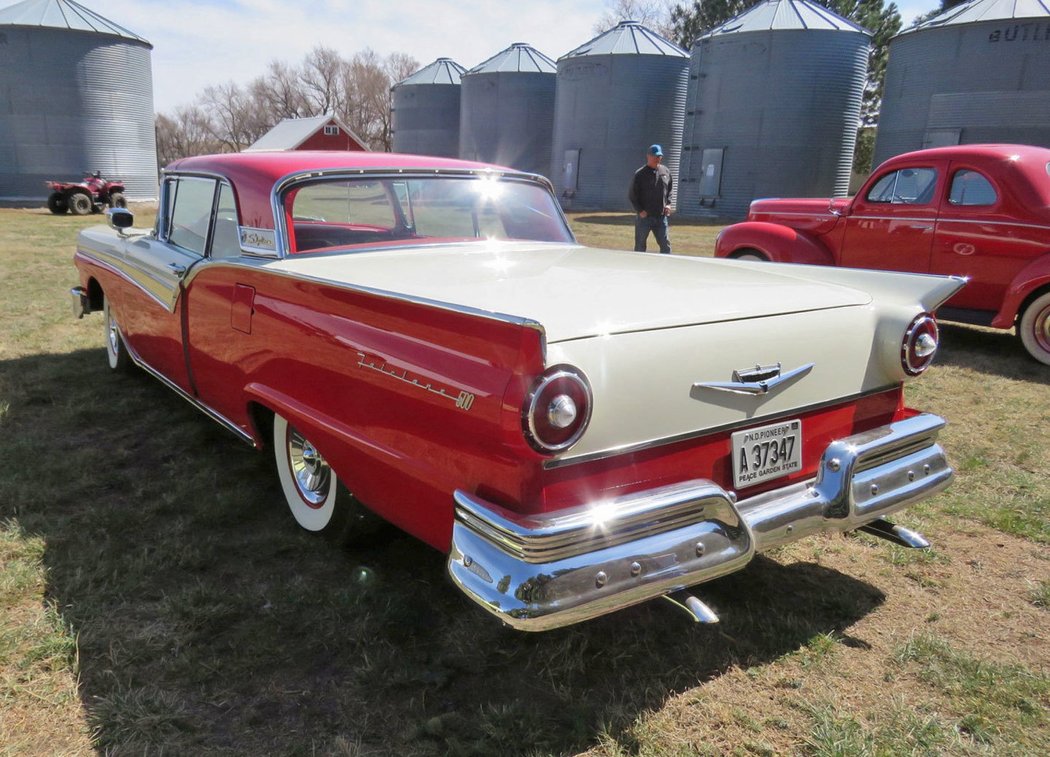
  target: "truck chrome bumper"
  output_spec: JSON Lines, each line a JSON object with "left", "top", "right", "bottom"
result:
{"left": 448, "top": 413, "right": 952, "bottom": 631}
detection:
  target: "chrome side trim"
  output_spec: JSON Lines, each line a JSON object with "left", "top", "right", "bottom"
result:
{"left": 117, "top": 333, "right": 255, "bottom": 446}
{"left": 77, "top": 248, "right": 174, "bottom": 313}
{"left": 448, "top": 412, "right": 951, "bottom": 631}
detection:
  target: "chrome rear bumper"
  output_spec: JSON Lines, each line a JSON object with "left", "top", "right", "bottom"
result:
{"left": 448, "top": 413, "right": 952, "bottom": 631}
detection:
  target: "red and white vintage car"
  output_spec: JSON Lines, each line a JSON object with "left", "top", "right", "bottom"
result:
{"left": 72, "top": 151, "right": 963, "bottom": 631}
{"left": 714, "top": 144, "right": 1050, "bottom": 365}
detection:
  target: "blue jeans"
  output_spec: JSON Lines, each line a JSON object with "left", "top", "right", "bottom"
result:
{"left": 635, "top": 214, "right": 671, "bottom": 253}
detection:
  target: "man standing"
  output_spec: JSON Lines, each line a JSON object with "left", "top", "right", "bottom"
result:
{"left": 628, "top": 144, "right": 673, "bottom": 254}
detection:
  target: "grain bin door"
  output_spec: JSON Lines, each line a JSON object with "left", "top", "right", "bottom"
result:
{"left": 561, "top": 149, "right": 580, "bottom": 198}
{"left": 699, "top": 148, "right": 724, "bottom": 204}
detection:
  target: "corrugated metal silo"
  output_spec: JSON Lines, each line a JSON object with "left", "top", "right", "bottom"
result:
{"left": 875, "top": 0, "right": 1050, "bottom": 165}
{"left": 550, "top": 21, "right": 689, "bottom": 211}
{"left": 459, "top": 43, "right": 556, "bottom": 177}
{"left": 678, "top": 0, "right": 869, "bottom": 220}
{"left": 0, "top": 0, "right": 158, "bottom": 201}
{"left": 391, "top": 58, "right": 467, "bottom": 158}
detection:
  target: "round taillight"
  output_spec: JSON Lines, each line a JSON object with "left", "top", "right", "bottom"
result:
{"left": 522, "top": 366, "right": 592, "bottom": 454}
{"left": 902, "top": 313, "right": 940, "bottom": 376}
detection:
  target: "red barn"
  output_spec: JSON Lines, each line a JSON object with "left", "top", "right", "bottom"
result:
{"left": 245, "top": 114, "right": 368, "bottom": 152}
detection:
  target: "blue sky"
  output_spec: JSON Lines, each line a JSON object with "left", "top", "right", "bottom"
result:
{"left": 80, "top": 0, "right": 941, "bottom": 113}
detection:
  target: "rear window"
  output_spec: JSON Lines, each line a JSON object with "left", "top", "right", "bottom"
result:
{"left": 948, "top": 170, "right": 997, "bottom": 206}
{"left": 283, "top": 175, "right": 573, "bottom": 253}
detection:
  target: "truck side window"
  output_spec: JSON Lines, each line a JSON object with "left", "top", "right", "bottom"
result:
{"left": 866, "top": 168, "right": 937, "bottom": 205}
{"left": 948, "top": 170, "right": 997, "bottom": 206}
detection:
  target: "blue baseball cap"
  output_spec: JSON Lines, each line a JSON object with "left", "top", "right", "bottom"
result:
{"left": 648, "top": 144, "right": 663, "bottom": 156}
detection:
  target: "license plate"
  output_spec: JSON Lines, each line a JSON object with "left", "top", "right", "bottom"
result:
{"left": 731, "top": 419, "right": 802, "bottom": 489}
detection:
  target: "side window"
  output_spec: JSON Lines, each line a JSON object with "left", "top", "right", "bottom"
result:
{"left": 948, "top": 170, "right": 997, "bottom": 206}
{"left": 169, "top": 177, "right": 217, "bottom": 255}
{"left": 866, "top": 168, "right": 938, "bottom": 205}
{"left": 210, "top": 183, "right": 241, "bottom": 259}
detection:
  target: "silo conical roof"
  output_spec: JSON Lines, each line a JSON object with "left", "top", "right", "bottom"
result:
{"left": 703, "top": 0, "right": 868, "bottom": 38}
{"left": 467, "top": 43, "right": 556, "bottom": 74}
{"left": 0, "top": 0, "right": 150, "bottom": 45}
{"left": 396, "top": 57, "right": 467, "bottom": 86}
{"left": 901, "top": 0, "right": 1050, "bottom": 34}
{"left": 561, "top": 19, "right": 687, "bottom": 58}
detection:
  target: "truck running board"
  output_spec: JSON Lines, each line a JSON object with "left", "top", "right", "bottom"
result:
{"left": 858, "top": 518, "right": 930, "bottom": 549}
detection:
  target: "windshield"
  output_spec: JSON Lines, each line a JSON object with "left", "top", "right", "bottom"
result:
{"left": 283, "top": 175, "right": 573, "bottom": 253}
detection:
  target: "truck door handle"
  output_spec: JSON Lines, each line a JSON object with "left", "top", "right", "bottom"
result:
{"left": 168, "top": 262, "right": 187, "bottom": 275}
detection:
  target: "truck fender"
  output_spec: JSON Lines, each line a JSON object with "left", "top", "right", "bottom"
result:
{"left": 990, "top": 252, "right": 1050, "bottom": 329}
{"left": 715, "top": 222, "right": 835, "bottom": 266}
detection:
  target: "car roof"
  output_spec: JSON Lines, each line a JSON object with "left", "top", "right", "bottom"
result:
{"left": 887, "top": 143, "right": 1050, "bottom": 165}
{"left": 164, "top": 151, "right": 525, "bottom": 229}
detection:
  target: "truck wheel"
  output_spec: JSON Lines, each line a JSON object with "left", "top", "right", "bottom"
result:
{"left": 272, "top": 413, "right": 384, "bottom": 545}
{"left": 730, "top": 249, "right": 768, "bottom": 262}
{"left": 108, "top": 191, "right": 127, "bottom": 209}
{"left": 47, "top": 192, "right": 68, "bottom": 214}
{"left": 1018, "top": 290, "right": 1050, "bottom": 366}
{"left": 68, "top": 191, "right": 92, "bottom": 216}
{"left": 103, "top": 299, "right": 132, "bottom": 372}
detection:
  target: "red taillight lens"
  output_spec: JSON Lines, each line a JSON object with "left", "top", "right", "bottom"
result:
{"left": 902, "top": 313, "right": 940, "bottom": 376}
{"left": 522, "top": 365, "right": 592, "bottom": 454}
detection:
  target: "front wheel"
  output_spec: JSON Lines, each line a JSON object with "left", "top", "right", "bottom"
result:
{"left": 103, "top": 299, "right": 131, "bottom": 372}
{"left": 272, "top": 413, "right": 383, "bottom": 544}
{"left": 1018, "top": 290, "right": 1050, "bottom": 366}
{"left": 107, "top": 191, "right": 127, "bottom": 209}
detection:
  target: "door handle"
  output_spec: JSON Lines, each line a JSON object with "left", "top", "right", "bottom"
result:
{"left": 168, "top": 262, "right": 187, "bottom": 275}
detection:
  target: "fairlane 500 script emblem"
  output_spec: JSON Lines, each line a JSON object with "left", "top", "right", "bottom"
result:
{"left": 356, "top": 352, "right": 475, "bottom": 410}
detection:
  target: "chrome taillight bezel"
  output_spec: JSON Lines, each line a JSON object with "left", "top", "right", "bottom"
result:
{"left": 522, "top": 365, "right": 593, "bottom": 454}
{"left": 901, "top": 313, "right": 940, "bottom": 376}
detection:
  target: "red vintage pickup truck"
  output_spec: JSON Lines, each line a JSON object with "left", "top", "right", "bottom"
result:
{"left": 715, "top": 144, "right": 1050, "bottom": 365}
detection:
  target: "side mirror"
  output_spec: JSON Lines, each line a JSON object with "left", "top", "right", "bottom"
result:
{"left": 107, "top": 207, "right": 134, "bottom": 234}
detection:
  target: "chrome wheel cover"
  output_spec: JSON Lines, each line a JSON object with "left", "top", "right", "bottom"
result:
{"left": 287, "top": 429, "right": 331, "bottom": 507}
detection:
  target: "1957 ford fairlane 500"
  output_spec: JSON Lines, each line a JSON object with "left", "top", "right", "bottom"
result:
{"left": 71, "top": 151, "right": 964, "bottom": 630}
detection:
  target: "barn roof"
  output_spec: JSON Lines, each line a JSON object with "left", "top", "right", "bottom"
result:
{"left": 244, "top": 114, "right": 368, "bottom": 153}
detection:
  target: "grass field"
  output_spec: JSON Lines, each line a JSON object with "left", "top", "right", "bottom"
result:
{"left": 0, "top": 206, "right": 1046, "bottom": 755}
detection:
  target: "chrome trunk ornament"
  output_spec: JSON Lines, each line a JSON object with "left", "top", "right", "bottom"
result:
{"left": 693, "top": 362, "right": 814, "bottom": 396}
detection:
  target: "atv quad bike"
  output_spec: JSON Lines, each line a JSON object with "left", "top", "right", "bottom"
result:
{"left": 46, "top": 172, "right": 126, "bottom": 215}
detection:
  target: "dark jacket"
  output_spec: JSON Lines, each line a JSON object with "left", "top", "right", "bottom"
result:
{"left": 628, "top": 163, "right": 673, "bottom": 216}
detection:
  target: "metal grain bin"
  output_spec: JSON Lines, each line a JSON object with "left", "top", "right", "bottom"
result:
{"left": 875, "top": 0, "right": 1050, "bottom": 165}
{"left": 551, "top": 21, "right": 688, "bottom": 211}
{"left": 459, "top": 43, "right": 556, "bottom": 177}
{"left": 679, "top": 0, "right": 869, "bottom": 220}
{"left": 391, "top": 58, "right": 467, "bottom": 158}
{"left": 0, "top": 0, "right": 158, "bottom": 201}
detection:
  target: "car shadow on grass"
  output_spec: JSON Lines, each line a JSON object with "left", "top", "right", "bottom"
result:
{"left": 1, "top": 349, "right": 886, "bottom": 756}
{"left": 935, "top": 322, "right": 1048, "bottom": 381}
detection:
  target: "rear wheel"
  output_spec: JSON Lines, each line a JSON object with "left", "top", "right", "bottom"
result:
{"left": 68, "top": 191, "right": 92, "bottom": 216}
{"left": 272, "top": 413, "right": 383, "bottom": 544}
{"left": 47, "top": 192, "right": 68, "bottom": 214}
{"left": 1018, "top": 290, "right": 1050, "bottom": 366}
{"left": 730, "top": 248, "right": 768, "bottom": 262}
{"left": 103, "top": 299, "right": 131, "bottom": 372}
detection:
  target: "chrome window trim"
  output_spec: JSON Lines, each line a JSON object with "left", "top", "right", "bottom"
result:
{"left": 542, "top": 385, "right": 900, "bottom": 470}
{"left": 269, "top": 167, "right": 571, "bottom": 259}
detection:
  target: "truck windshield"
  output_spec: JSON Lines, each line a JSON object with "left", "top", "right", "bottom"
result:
{"left": 284, "top": 175, "right": 574, "bottom": 253}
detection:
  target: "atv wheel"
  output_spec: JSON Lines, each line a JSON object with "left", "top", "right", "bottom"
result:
{"left": 67, "top": 191, "right": 92, "bottom": 215}
{"left": 47, "top": 192, "right": 68, "bottom": 214}
{"left": 107, "top": 191, "right": 127, "bottom": 209}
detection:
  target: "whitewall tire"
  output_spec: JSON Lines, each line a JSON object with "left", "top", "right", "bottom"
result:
{"left": 103, "top": 299, "right": 131, "bottom": 372}
{"left": 1018, "top": 291, "right": 1050, "bottom": 366}
{"left": 272, "top": 413, "right": 383, "bottom": 544}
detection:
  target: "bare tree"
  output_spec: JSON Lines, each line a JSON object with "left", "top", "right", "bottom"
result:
{"left": 300, "top": 45, "right": 344, "bottom": 116}
{"left": 251, "top": 60, "right": 309, "bottom": 120}
{"left": 155, "top": 105, "right": 223, "bottom": 165}
{"left": 595, "top": 0, "right": 675, "bottom": 38}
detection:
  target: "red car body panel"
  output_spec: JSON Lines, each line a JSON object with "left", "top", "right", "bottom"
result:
{"left": 716, "top": 144, "right": 1050, "bottom": 329}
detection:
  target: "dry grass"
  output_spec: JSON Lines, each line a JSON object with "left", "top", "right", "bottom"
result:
{"left": 0, "top": 206, "right": 1047, "bottom": 755}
